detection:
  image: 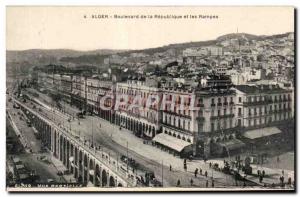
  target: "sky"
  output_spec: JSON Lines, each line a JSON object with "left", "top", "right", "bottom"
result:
{"left": 6, "top": 6, "right": 294, "bottom": 51}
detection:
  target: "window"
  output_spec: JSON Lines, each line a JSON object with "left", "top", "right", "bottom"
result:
{"left": 211, "top": 123, "right": 215, "bottom": 132}
{"left": 211, "top": 98, "right": 215, "bottom": 104}
{"left": 238, "top": 108, "right": 242, "bottom": 116}
{"left": 199, "top": 110, "right": 203, "bottom": 117}
{"left": 218, "top": 110, "right": 221, "bottom": 116}
{"left": 223, "top": 109, "right": 226, "bottom": 115}
{"left": 259, "top": 107, "right": 262, "bottom": 114}
{"left": 239, "top": 97, "right": 242, "bottom": 103}
{"left": 217, "top": 121, "right": 221, "bottom": 130}
{"left": 237, "top": 119, "right": 241, "bottom": 127}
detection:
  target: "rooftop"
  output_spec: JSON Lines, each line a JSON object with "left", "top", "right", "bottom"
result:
{"left": 235, "top": 84, "right": 290, "bottom": 94}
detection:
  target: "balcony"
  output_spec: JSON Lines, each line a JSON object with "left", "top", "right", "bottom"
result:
{"left": 162, "top": 123, "right": 192, "bottom": 135}
{"left": 243, "top": 100, "right": 270, "bottom": 106}
{"left": 197, "top": 104, "right": 205, "bottom": 108}
{"left": 197, "top": 117, "right": 205, "bottom": 122}
{"left": 210, "top": 114, "right": 234, "bottom": 120}
{"left": 163, "top": 110, "right": 191, "bottom": 119}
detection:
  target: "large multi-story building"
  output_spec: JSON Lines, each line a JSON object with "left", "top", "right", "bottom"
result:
{"left": 115, "top": 76, "right": 161, "bottom": 138}
{"left": 234, "top": 84, "right": 293, "bottom": 129}
{"left": 154, "top": 76, "right": 239, "bottom": 158}
{"left": 233, "top": 84, "right": 293, "bottom": 152}
{"left": 60, "top": 74, "right": 73, "bottom": 103}
{"left": 97, "top": 78, "right": 115, "bottom": 122}
{"left": 196, "top": 88, "right": 239, "bottom": 157}
{"left": 71, "top": 75, "right": 86, "bottom": 110}
{"left": 86, "top": 77, "right": 100, "bottom": 114}
{"left": 86, "top": 76, "right": 115, "bottom": 122}
{"left": 158, "top": 84, "right": 198, "bottom": 157}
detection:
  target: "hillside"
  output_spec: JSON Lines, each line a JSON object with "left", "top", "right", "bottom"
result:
{"left": 6, "top": 32, "right": 294, "bottom": 76}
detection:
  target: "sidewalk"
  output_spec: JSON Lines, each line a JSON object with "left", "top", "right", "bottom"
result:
{"left": 79, "top": 116, "right": 237, "bottom": 186}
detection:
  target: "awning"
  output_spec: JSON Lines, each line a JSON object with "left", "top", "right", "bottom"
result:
{"left": 243, "top": 127, "right": 282, "bottom": 140}
{"left": 219, "top": 139, "right": 245, "bottom": 150}
{"left": 152, "top": 133, "right": 192, "bottom": 152}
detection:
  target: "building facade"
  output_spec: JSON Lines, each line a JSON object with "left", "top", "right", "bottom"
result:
{"left": 234, "top": 84, "right": 293, "bottom": 129}
{"left": 115, "top": 76, "right": 161, "bottom": 138}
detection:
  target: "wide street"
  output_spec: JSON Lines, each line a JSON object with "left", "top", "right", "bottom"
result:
{"left": 15, "top": 89, "right": 258, "bottom": 188}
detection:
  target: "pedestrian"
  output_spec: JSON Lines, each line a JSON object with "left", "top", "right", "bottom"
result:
{"left": 262, "top": 170, "right": 265, "bottom": 177}
{"left": 169, "top": 165, "right": 172, "bottom": 172}
{"left": 280, "top": 176, "right": 284, "bottom": 184}
{"left": 282, "top": 170, "right": 284, "bottom": 175}
{"left": 288, "top": 177, "right": 292, "bottom": 185}
{"left": 194, "top": 168, "right": 198, "bottom": 177}
{"left": 206, "top": 180, "right": 209, "bottom": 188}
{"left": 205, "top": 171, "right": 208, "bottom": 177}
{"left": 177, "top": 179, "right": 180, "bottom": 187}
{"left": 184, "top": 163, "right": 187, "bottom": 172}
{"left": 209, "top": 162, "right": 212, "bottom": 168}
{"left": 259, "top": 175, "right": 263, "bottom": 183}
{"left": 200, "top": 168, "right": 202, "bottom": 175}
{"left": 190, "top": 178, "right": 193, "bottom": 186}
{"left": 277, "top": 156, "right": 280, "bottom": 163}
{"left": 212, "top": 179, "right": 214, "bottom": 188}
